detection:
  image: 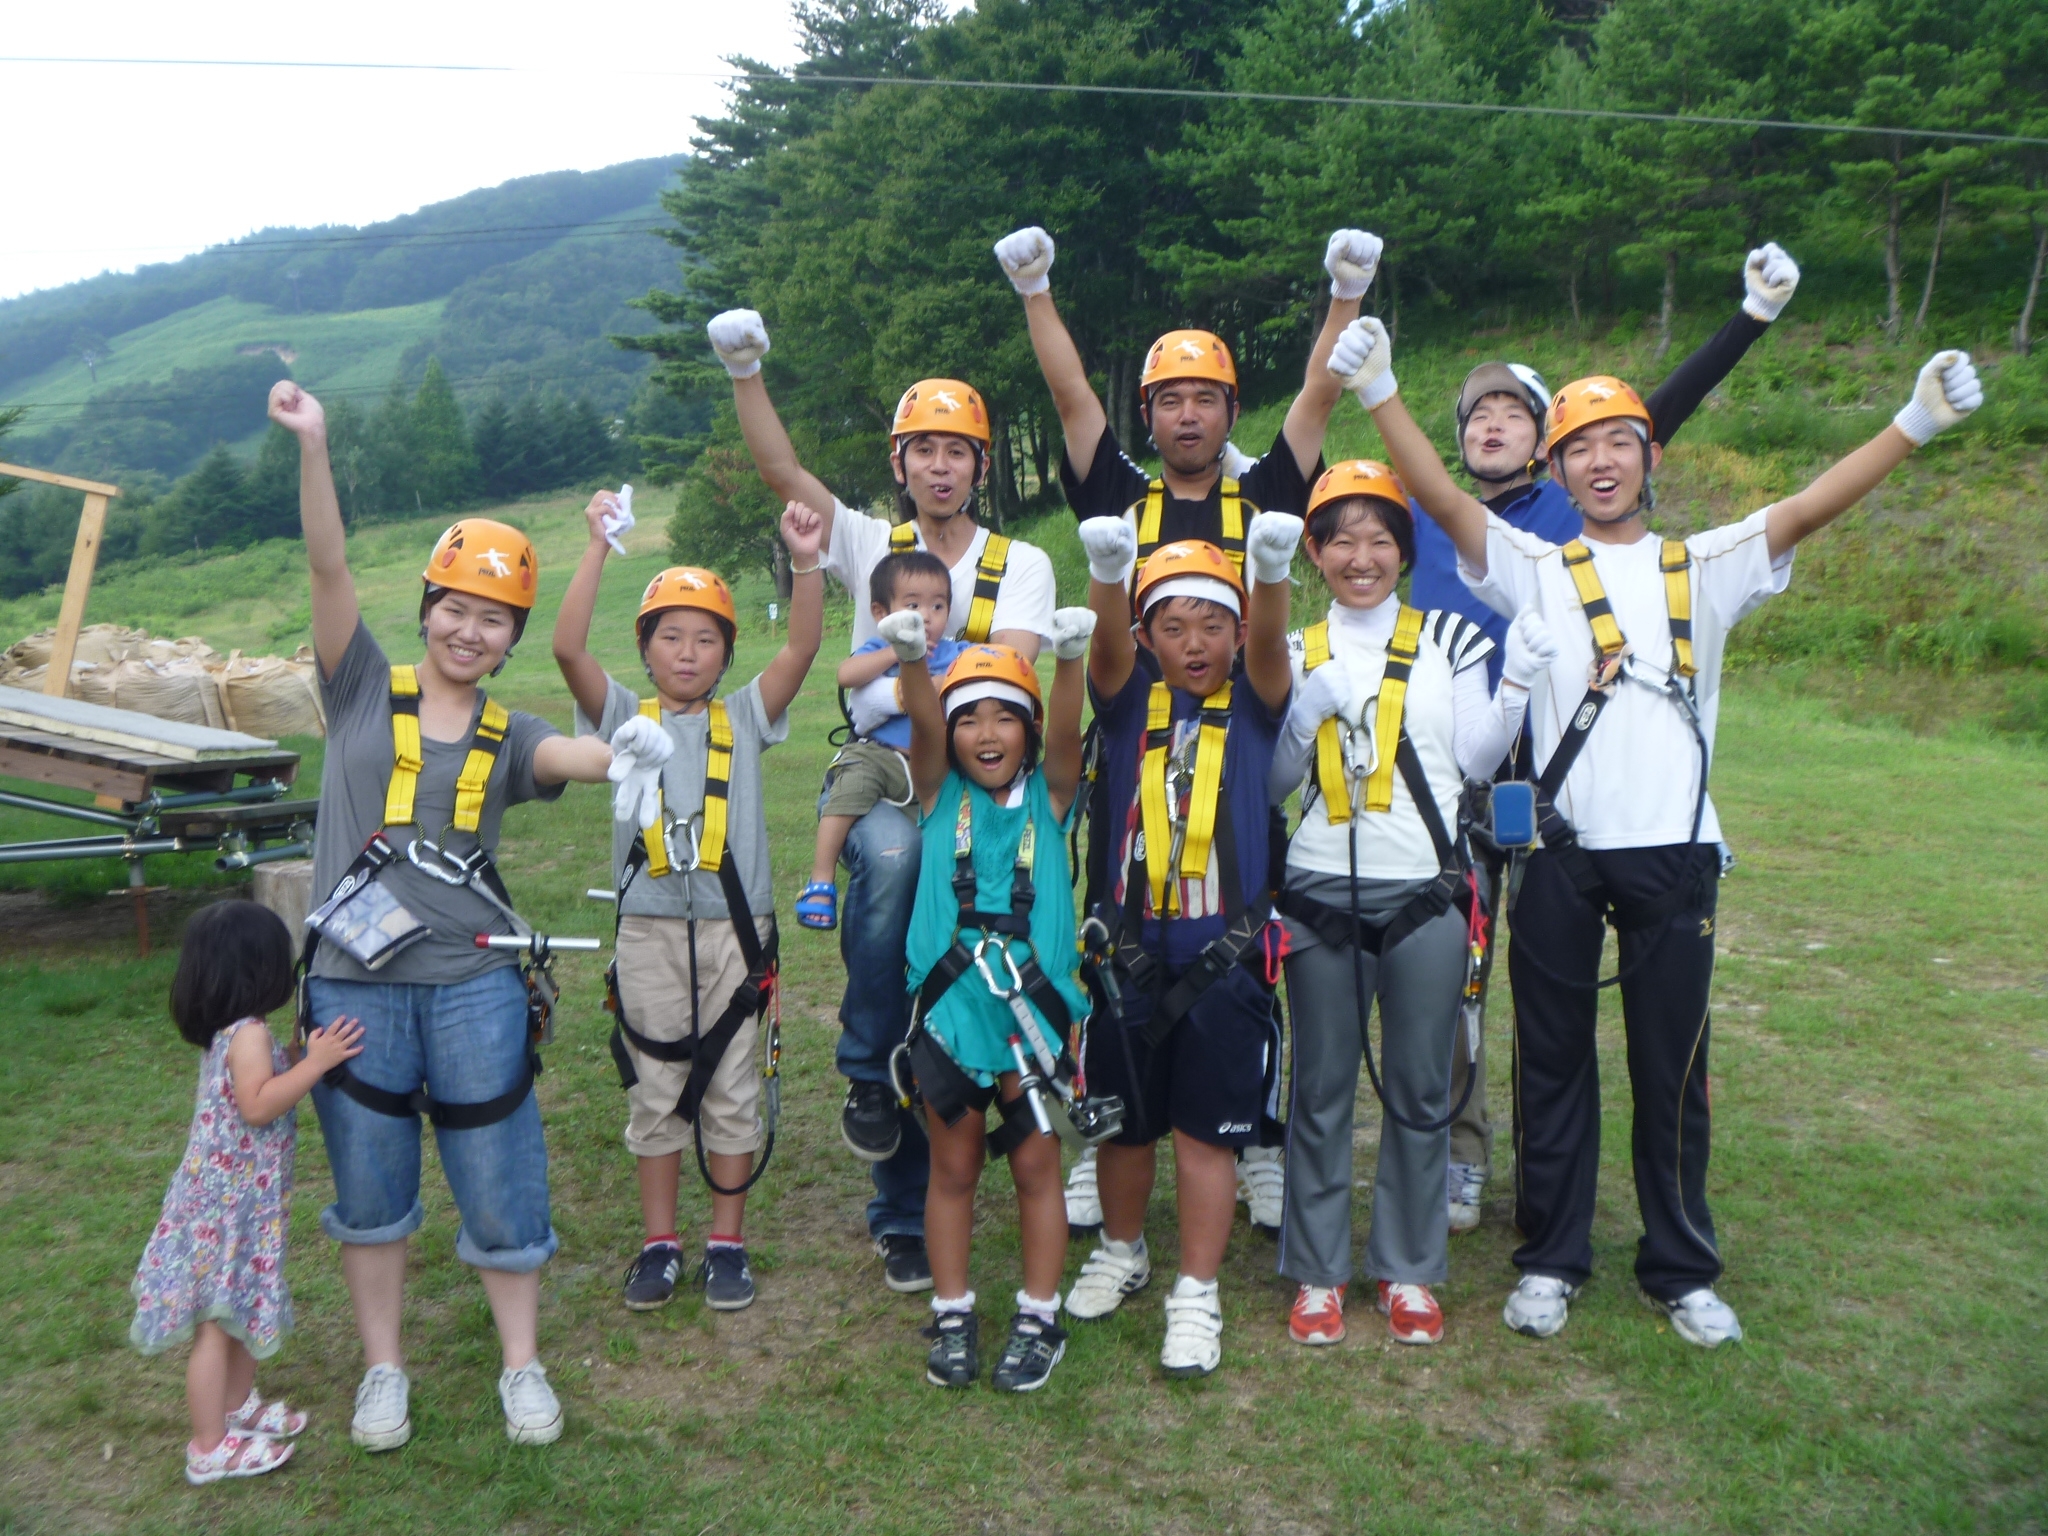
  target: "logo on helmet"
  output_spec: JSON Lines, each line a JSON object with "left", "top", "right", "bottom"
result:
{"left": 479, "top": 548, "right": 511, "bottom": 578}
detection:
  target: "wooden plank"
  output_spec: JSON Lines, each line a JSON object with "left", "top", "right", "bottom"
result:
{"left": 44, "top": 492, "right": 111, "bottom": 697}
{"left": 0, "top": 686, "right": 277, "bottom": 762}
{"left": 0, "top": 462, "right": 122, "bottom": 497}
{"left": 0, "top": 739, "right": 152, "bottom": 801}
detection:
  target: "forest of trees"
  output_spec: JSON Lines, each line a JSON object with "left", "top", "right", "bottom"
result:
{"left": 632, "top": 0, "right": 2048, "bottom": 558}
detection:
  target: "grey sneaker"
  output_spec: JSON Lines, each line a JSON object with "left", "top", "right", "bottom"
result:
{"left": 498, "top": 1359, "right": 562, "bottom": 1446}
{"left": 350, "top": 1362, "right": 411, "bottom": 1451}
{"left": 1447, "top": 1161, "right": 1486, "bottom": 1234}
{"left": 622, "top": 1243, "right": 684, "bottom": 1311}
{"left": 700, "top": 1245, "right": 756, "bottom": 1311}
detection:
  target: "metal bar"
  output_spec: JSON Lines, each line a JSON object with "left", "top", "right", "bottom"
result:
{"left": 0, "top": 832, "right": 136, "bottom": 854}
{"left": 215, "top": 841, "right": 311, "bottom": 872}
{"left": 0, "top": 837, "right": 185, "bottom": 864}
{"left": 0, "top": 789, "right": 138, "bottom": 829}
{"left": 144, "top": 781, "right": 290, "bottom": 813}
{"left": 475, "top": 934, "right": 602, "bottom": 952}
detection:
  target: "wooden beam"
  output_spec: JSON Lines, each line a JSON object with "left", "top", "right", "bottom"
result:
{"left": 0, "top": 462, "right": 121, "bottom": 497}
{"left": 44, "top": 492, "right": 111, "bottom": 698}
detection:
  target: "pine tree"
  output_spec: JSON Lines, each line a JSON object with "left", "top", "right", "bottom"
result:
{"left": 471, "top": 395, "right": 517, "bottom": 498}
{"left": 411, "top": 358, "right": 482, "bottom": 510}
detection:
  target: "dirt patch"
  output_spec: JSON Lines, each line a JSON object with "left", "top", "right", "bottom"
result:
{"left": 0, "top": 887, "right": 216, "bottom": 957}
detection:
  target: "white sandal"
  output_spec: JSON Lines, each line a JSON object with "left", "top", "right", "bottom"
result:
{"left": 185, "top": 1431, "right": 295, "bottom": 1485}
{"left": 227, "top": 1388, "right": 308, "bottom": 1438}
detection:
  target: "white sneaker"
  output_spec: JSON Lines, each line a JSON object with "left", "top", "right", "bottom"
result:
{"left": 1502, "top": 1274, "right": 1576, "bottom": 1339}
{"left": 1235, "top": 1145, "right": 1285, "bottom": 1235}
{"left": 1067, "top": 1235, "right": 1150, "bottom": 1319}
{"left": 1447, "top": 1161, "right": 1486, "bottom": 1234}
{"left": 1161, "top": 1276, "right": 1223, "bottom": 1377}
{"left": 498, "top": 1359, "right": 563, "bottom": 1445}
{"left": 1064, "top": 1147, "right": 1102, "bottom": 1232}
{"left": 1654, "top": 1287, "right": 1743, "bottom": 1348}
{"left": 350, "top": 1363, "right": 411, "bottom": 1451}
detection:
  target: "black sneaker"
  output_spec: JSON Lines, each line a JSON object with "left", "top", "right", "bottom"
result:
{"left": 922, "top": 1311, "right": 979, "bottom": 1388}
{"left": 699, "top": 1245, "right": 756, "bottom": 1311}
{"left": 874, "top": 1233, "right": 933, "bottom": 1294}
{"left": 842, "top": 1080, "right": 902, "bottom": 1163}
{"left": 621, "top": 1243, "right": 683, "bottom": 1311}
{"left": 990, "top": 1312, "right": 1068, "bottom": 1393}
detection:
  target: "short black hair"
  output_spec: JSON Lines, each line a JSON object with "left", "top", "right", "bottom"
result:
{"left": 945, "top": 699, "right": 1041, "bottom": 778}
{"left": 170, "top": 900, "right": 297, "bottom": 1050}
{"left": 870, "top": 549, "right": 951, "bottom": 612}
{"left": 1305, "top": 495, "right": 1415, "bottom": 574}
{"left": 1139, "top": 594, "right": 1240, "bottom": 635}
{"left": 421, "top": 585, "right": 530, "bottom": 647}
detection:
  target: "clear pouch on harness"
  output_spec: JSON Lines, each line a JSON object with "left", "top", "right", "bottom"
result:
{"left": 305, "top": 869, "right": 429, "bottom": 972}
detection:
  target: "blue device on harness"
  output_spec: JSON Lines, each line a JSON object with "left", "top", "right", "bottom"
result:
{"left": 1489, "top": 781, "right": 1537, "bottom": 850}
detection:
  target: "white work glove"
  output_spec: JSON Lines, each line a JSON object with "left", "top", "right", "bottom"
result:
{"left": 1328, "top": 316, "right": 1397, "bottom": 410}
{"left": 1892, "top": 350, "right": 1983, "bottom": 446}
{"left": 992, "top": 226, "right": 1055, "bottom": 296}
{"left": 1502, "top": 608, "right": 1560, "bottom": 691}
{"left": 1296, "top": 653, "right": 1355, "bottom": 725}
{"left": 706, "top": 309, "right": 769, "bottom": 379}
{"left": 877, "top": 609, "right": 929, "bottom": 663}
{"left": 1742, "top": 242, "right": 1801, "bottom": 323}
{"left": 607, "top": 716, "right": 674, "bottom": 829}
{"left": 1050, "top": 606, "right": 1097, "bottom": 661}
{"left": 600, "top": 484, "right": 635, "bottom": 556}
{"left": 1220, "top": 440, "right": 1255, "bottom": 478}
{"left": 1246, "top": 510, "right": 1304, "bottom": 586}
{"left": 1077, "top": 515, "right": 1138, "bottom": 586}
{"left": 1324, "top": 228, "right": 1383, "bottom": 301}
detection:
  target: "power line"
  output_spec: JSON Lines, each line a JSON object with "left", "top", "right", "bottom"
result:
{"left": 0, "top": 56, "right": 2041, "bottom": 148}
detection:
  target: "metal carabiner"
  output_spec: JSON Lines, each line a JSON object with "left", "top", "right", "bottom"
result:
{"left": 661, "top": 811, "right": 703, "bottom": 874}
{"left": 407, "top": 824, "right": 485, "bottom": 886}
{"left": 970, "top": 933, "right": 1027, "bottom": 1001}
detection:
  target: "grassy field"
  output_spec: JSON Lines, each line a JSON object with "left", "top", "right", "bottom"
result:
{"left": 0, "top": 469, "right": 2044, "bottom": 1532}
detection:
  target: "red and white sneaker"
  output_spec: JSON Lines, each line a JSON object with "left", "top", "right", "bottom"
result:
{"left": 1288, "top": 1283, "right": 1347, "bottom": 1346}
{"left": 1378, "top": 1281, "right": 1444, "bottom": 1345}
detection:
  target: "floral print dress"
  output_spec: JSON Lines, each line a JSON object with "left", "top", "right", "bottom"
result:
{"left": 130, "top": 1020, "right": 295, "bottom": 1359}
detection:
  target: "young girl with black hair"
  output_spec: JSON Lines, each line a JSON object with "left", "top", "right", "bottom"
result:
{"left": 131, "top": 900, "right": 365, "bottom": 1484}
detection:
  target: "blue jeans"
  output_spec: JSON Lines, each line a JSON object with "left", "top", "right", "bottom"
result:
{"left": 308, "top": 967, "right": 558, "bottom": 1273}
{"left": 829, "top": 796, "right": 929, "bottom": 1237}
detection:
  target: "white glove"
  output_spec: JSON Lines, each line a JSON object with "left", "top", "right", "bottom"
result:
{"left": 1246, "top": 511, "right": 1304, "bottom": 586}
{"left": 1502, "top": 609, "right": 1560, "bottom": 691}
{"left": 1297, "top": 654, "right": 1354, "bottom": 724}
{"left": 1742, "top": 242, "right": 1800, "bottom": 323}
{"left": 609, "top": 713, "right": 676, "bottom": 768}
{"left": 601, "top": 484, "right": 635, "bottom": 556}
{"left": 992, "top": 226, "right": 1055, "bottom": 296}
{"left": 877, "top": 609, "right": 929, "bottom": 662}
{"left": 1050, "top": 606, "right": 1097, "bottom": 661}
{"left": 606, "top": 717, "right": 673, "bottom": 829}
{"left": 1328, "top": 316, "right": 1396, "bottom": 410}
{"left": 1077, "top": 515, "right": 1138, "bottom": 586}
{"left": 1220, "top": 440, "right": 1256, "bottom": 478}
{"left": 1324, "top": 229, "right": 1383, "bottom": 301}
{"left": 1892, "top": 351, "right": 1983, "bottom": 445}
{"left": 706, "top": 309, "right": 769, "bottom": 379}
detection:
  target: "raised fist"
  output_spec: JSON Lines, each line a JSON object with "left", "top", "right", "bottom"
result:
{"left": 878, "top": 609, "right": 929, "bottom": 663}
{"left": 1328, "top": 317, "right": 1396, "bottom": 410}
{"left": 1246, "top": 511, "right": 1305, "bottom": 586}
{"left": 1324, "top": 229, "right": 1383, "bottom": 301}
{"left": 1742, "top": 242, "right": 1800, "bottom": 323}
{"left": 1893, "top": 351, "right": 1983, "bottom": 445}
{"left": 1502, "top": 608, "right": 1560, "bottom": 690}
{"left": 993, "top": 227, "right": 1056, "bottom": 296}
{"left": 706, "top": 309, "right": 770, "bottom": 379}
{"left": 1050, "top": 606, "right": 1097, "bottom": 661}
{"left": 1077, "top": 516, "right": 1138, "bottom": 587}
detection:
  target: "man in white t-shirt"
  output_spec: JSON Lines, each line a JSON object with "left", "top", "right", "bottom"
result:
{"left": 704, "top": 309, "right": 1057, "bottom": 1296}
{"left": 1335, "top": 314, "right": 1983, "bottom": 1349}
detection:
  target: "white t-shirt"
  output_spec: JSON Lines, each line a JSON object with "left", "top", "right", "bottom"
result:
{"left": 824, "top": 500, "right": 1057, "bottom": 651}
{"left": 1459, "top": 508, "right": 1792, "bottom": 850}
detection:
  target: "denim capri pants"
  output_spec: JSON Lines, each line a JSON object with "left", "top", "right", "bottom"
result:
{"left": 308, "top": 966, "right": 558, "bottom": 1273}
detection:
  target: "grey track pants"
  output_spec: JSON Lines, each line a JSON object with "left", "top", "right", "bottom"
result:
{"left": 1277, "top": 899, "right": 1469, "bottom": 1287}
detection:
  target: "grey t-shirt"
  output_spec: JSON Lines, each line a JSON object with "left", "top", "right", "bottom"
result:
{"left": 576, "top": 674, "right": 788, "bottom": 921}
{"left": 310, "top": 621, "right": 564, "bottom": 984}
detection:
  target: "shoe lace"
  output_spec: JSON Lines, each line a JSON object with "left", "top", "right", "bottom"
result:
{"left": 357, "top": 1366, "right": 405, "bottom": 1417}
{"left": 503, "top": 1362, "right": 554, "bottom": 1416}
{"left": 1385, "top": 1282, "right": 1434, "bottom": 1312}
{"left": 627, "top": 1245, "right": 680, "bottom": 1286}
{"left": 1449, "top": 1163, "right": 1484, "bottom": 1203}
{"left": 1518, "top": 1275, "right": 1570, "bottom": 1302}
{"left": 1296, "top": 1285, "right": 1341, "bottom": 1316}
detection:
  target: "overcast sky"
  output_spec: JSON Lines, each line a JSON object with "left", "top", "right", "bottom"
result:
{"left": 0, "top": 1, "right": 810, "bottom": 300}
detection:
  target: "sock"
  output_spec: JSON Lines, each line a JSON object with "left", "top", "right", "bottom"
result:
{"left": 1016, "top": 1289, "right": 1060, "bottom": 1324}
{"left": 706, "top": 1233, "right": 744, "bottom": 1251}
{"left": 643, "top": 1233, "right": 680, "bottom": 1251}
{"left": 1172, "top": 1274, "right": 1220, "bottom": 1300}
{"left": 1103, "top": 1234, "right": 1146, "bottom": 1261}
{"left": 931, "top": 1291, "right": 976, "bottom": 1316}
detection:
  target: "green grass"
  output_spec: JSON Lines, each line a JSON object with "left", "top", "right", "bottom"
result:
{"left": 1, "top": 488, "right": 2045, "bottom": 1533}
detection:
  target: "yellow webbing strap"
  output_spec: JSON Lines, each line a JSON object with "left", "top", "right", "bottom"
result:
{"left": 889, "top": 522, "right": 917, "bottom": 552}
{"left": 1219, "top": 477, "right": 1246, "bottom": 579}
{"left": 698, "top": 699, "right": 733, "bottom": 874}
{"left": 1137, "top": 481, "right": 1165, "bottom": 556}
{"left": 1133, "top": 478, "right": 1250, "bottom": 585}
{"left": 1661, "top": 539, "right": 1696, "bottom": 678}
{"left": 1362, "top": 605, "right": 1423, "bottom": 814}
{"left": 1138, "top": 680, "right": 1231, "bottom": 917}
{"left": 451, "top": 699, "right": 508, "bottom": 835}
{"left": 1561, "top": 540, "right": 1626, "bottom": 659}
{"left": 636, "top": 698, "right": 670, "bottom": 879}
{"left": 384, "top": 665, "right": 423, "bottom": 829}
{"left": 1301, "top": 622, "right": 1350, "bottom": 825}
{"left": 963, "top": 533, "right": 1010, "bottom": 644}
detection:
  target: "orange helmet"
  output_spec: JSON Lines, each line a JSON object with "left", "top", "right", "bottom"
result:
{"left": 637, "top": 566, "right": 737, "bottom": 635}
{"left": 1545, "top": 375, "right": 1652, "bottom": 454}
{"left": 891, "top": 379, "right": 990, "bottom": 447}
{"left": 1134, "top": 539, "right": 1247, "bottom": 617}
{"left": 423, "top": 519, "right": 538, "bottom": 609}
{"left": 1307, "top": 459, "right": 1409, "bottom": 522}
{"left": 1140, "top": 329, "right": 1237, "bottom": 396}
{"left": 939, "top": 643, "right": 1043, "bottom": 722}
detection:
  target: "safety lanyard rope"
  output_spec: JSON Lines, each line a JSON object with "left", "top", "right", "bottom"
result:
{"left": 1133, "top": 477, "right": 1246, "bottom": 594}
{"left": 382, "top": 665, "right": 508, "bottom": 835}
{"left": 888, "top": 524, "right": 1012, "bottom": 644}
{"left": 635, "top": 696, "right": 732, "bottom": 881}
{"left": 1138, "top": 680, "right": 1231, "bottom": 917}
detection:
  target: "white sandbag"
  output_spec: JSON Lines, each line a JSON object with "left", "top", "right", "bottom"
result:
{"left": 103, "top": 658, "right": 229, "bottom": 730}
{"left": 218, "top": 653, "right": 325, "bottom": 739}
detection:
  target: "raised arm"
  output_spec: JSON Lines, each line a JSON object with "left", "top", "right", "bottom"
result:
{"left": 757, "top": 501, "right": 825, "bottom": 723}
{"left": 267, "top": 382, "right": 357, "bottom": 676}
{"left": 1077, "top": 517, "right": 1138, "bottom": 698}
{"left": 876, "top": 612, "right": 946, "bottom": 811}
{"left": 1278, "top": 230, "right": 1380, "bottom": 478}
{"left": 552, "top": 493, "right": 621, "bottom": 723}
{"left": 1243, "top": 513, "right": 1302, "bottom": 712}
{"left": 1042, "top": 609, "right": 1095, "bottom": 819}
{"left": 995, "top": 228, "right": 1110, "bottom": 483}
{"left": 1644, "top": 245, "right": 1798, "bottom": 444}
{"left": 707, "top": 310, "right": 838, "bottom": 543}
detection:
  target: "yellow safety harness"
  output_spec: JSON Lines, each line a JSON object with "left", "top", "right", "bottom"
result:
{"left": 384, "top": 665, "right": 508, "bottom": 834}
{"left": 1558, "top": 538, "right": 1696, "bottom": 679}
{"left": 633, "top": 696, "right": 732, "bottom": 880}
{"left": 1133, "top": 477, "right": 1246, "bottom": 589}
{"left": 889, "top": 522, "right": 1011, "bottom": 644}
{"left": 1299, "top": 606, "right": 1425, "bottom": 822}
{"left": 1138, "top": 679, "right": 1231, "bottom": 917}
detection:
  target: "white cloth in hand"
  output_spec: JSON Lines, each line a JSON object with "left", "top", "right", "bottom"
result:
{"left": 1078, "top": 515, "right": 1138, "bottom": 586}
{"left": 1742, "top": 242, "right": 1801, "bottom": 323}
{"left": 1328, "top": 317, "right": 1396, "bottom": 409}
{"left": 993, "top": 227, "right": 1055, "bottom": 296}
{"left": 1502, "top": 608, "right": 1560, "bottom": 691}
{"left": 601, "top": 484, "right": 635, "bottom": 556}
{"left": 607, "top": 716, "right": 673, "bottom": 828}
{"left": 877, "top": 609, "right": 929, "bottom": 662}
{"left": 1050, "top": 606, "right": 1097, "bottom": 661}
{"left": 1246, "top": 511, "right": 1304, "bottom": 586}
{"left": 1893, "top": 351, "right": 1983, "bottom": 445}
{"left": 706, "top": 309, "right": 770, "bottom": 379}
{"left": 1324, "top": 229, "right": 1383, "bottom": 301}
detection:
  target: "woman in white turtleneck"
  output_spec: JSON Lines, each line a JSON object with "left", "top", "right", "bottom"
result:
{"left": 1266, "top": 461, "right": 1556, "bottom": 1349}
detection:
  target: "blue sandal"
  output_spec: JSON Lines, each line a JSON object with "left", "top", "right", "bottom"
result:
{"left": 795, "top": 881, "right": 839, "bottom": 931}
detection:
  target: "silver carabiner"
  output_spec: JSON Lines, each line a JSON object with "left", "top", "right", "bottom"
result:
{"left": 971, "top": 934, "right": 1027, "bottom": 1001}
{"left": 660, "top": 811, "right": 703, "bottom": 874}
{"left": 407, "top": 824, "right": 483, "bottom": 886}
